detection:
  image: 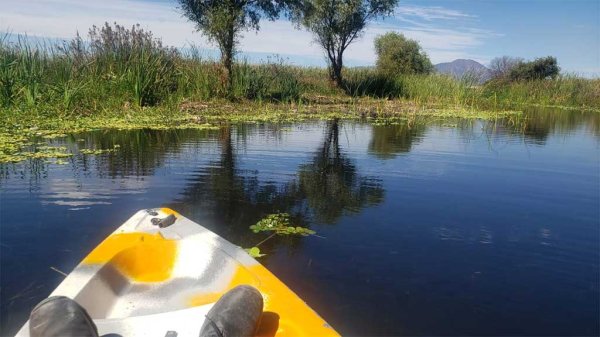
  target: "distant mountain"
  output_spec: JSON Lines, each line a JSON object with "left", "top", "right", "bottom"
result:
{"left": 435, "top": 59, "right": 491, "bottom": 82}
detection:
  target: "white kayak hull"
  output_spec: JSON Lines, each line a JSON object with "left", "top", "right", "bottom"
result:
{"left": 16, "top": 208, "right": 339, "bottom": 337}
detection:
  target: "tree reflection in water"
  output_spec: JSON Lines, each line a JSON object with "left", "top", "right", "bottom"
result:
{"left": 169, "top": 120, "right": 385, "bottom": 250}
{"left": 368, "top": 123, "right": 426, "bottom": 159}
{"left": 293, "top": 120, "right": 384, "bottom": 224}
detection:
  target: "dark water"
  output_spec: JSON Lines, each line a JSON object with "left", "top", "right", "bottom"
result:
{"left": 1, "top": 109, "right": 599, "bottom": 336}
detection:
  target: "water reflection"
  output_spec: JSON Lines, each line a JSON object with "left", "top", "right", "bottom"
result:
{"left": 170, "top": 120, "right": 384, "bottom": 245}
{"left": 1, "top": 107, "right": 599, "bottom": 336}
{"left": 295, "top": 120, "right": 384, "bottom": 223}
{"left": 369, "top": 123, "right": 426, "bottom": 159}
{"left": 169, "top": 125, "right": 295, "bottom": 245}
{"left": 491, "top": 107, "right": 599, "bottom": 144}
{"left": 83, "top": 129, "right": 218, "bottom": 177}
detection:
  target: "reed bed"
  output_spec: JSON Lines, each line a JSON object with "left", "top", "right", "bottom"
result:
{"left": 1, "top": 31, "right": 598, "bottom": 117}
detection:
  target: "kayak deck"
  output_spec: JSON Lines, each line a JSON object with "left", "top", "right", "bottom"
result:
{"left": 16, "top": 208, "right": 339, "bottom": 337}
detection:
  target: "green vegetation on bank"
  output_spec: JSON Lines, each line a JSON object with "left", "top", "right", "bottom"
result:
{"left": 290, "top": 0, "right": 399, "bottom": 86}
{"left": 1, "top": 26, "right": 597, "bottom": 112}
{"left": 0, "top": 22, "right": 598, "bottom": 164}
{"left": 176, "top": 0, "right": 298, "bottom": 93}
{"left": 490, "top": 56, "right": 560, "bottom": 82}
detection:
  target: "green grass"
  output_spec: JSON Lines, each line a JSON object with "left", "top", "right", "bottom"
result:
{"left": 342, "top": 68, "right": 600, "bottom": 110}
{"left": 2, "top": 32, "right": 597, "bottom": 117}
{"left": 481, "top": 75, "right": 600, "bottom": 109}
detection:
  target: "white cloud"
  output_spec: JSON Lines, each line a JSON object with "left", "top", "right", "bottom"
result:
{"left": 0, "top": 0, "right": 497, "bottom": 65}
{"left": 0, "top": 0, "right": 206, "bottom": 46}
{"left": 395, "top": 5, "right": 476, "bottom": 21}
{"left": 342, "top": 20, "right": 499, "bottom": 65}
{"left": 239, "top": 21, "right": 321, "bottom": 58}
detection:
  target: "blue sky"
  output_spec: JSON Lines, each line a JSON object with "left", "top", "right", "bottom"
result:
{"left": 1, "top": 0, "right": 598, "bottom": 76}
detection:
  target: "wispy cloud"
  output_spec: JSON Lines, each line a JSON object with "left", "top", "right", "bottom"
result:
{"left": 0, "top": 0, "right": 204, "bottom": 46}
{"left": 396, "top": 5, "right": 476, "bottom": 21}
{"left": 366, "top": 3, "right": 501, "bottom": 65}
{"left": 342, "top": 24, "right": 496, "bottom": 65}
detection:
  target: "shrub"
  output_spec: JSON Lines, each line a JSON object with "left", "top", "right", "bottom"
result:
{"left": 509, "top": 56, "right": 560, "bottom": 81}
{"left": 489, "top": 56, "right": 523, "bottom": 80}
{"left": 374, "top": 32, "right": 433, "bottom": 76}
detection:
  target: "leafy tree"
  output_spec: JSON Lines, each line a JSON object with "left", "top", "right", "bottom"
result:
{"left": 509, "top": 56, "right": 560, "bottom": 81}
{"left": 374, "top": 32, "right": 433, "bottom": 76}
{"left": 292, "top": 0, "right": 399, "bottom": 87}
{"left": 177, "top": 0, "right": 294, "bottom": 94}
{"left": 489, "top": 56, "right": 523, "bottom": 79}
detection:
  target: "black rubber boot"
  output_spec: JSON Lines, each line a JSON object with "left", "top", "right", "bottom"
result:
{"left": 199, "top": 285, "right": 264, "bottom": 337}
{"left": 29, "top": 296, "right": 99, "bottom": 337}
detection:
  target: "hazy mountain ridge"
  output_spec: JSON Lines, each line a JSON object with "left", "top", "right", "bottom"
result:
{"left": 435, "top": 59, "right": 491, "bottom": 82}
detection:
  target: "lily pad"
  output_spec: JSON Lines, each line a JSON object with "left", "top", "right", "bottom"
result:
{"left": 244, "top": 247, "right": 265, "bottom": 258}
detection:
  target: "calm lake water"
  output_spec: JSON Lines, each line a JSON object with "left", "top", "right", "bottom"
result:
{"left": 1, "top": 108, "right": 598, "bottom": 336}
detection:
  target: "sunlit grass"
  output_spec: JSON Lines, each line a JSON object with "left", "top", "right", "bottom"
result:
{"left": 2, "top": 34, "right": 597, "bottom": 116}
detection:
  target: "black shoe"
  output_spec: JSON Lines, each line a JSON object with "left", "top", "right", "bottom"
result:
{"left": 29, "top": 296, "right": 99, "bottom": 337}
{"left": 199, "top": 285, "right": 264, "bottom": 337}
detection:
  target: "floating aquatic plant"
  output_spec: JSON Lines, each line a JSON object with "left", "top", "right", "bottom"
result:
{"left": 0, "top": 97, "right": 525, "bottom": 164}
{"left": 80, "top": 144, "right": 120, "bottom": 155}
{"left": 250, "top": 213, "right": 316, "bottom": 236}
{"left": 244, "top": 247, "right": 266, "bottom": 258}
{"left": 245, "top": 213, "right": 316, "bottom": 258}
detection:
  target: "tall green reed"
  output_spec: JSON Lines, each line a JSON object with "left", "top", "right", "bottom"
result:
{"left": 0, "top": 34, "right": 18, "bottom": 107}
{"left": 0, "top": 23, "right": 597, "bottom": 114}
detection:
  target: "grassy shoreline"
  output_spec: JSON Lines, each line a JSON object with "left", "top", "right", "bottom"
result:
{"left": 1, "top": 31, "right": 598, "bottom": 164}
{"left": 2, "top": 33, "right": 598, "bottom": 112}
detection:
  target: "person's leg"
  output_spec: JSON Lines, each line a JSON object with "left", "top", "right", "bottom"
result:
{"left": 200, "top": 285, "right": 264, "bottom": 337}
{"left": 29, "top": 296, "right": 98, "bottom": 337}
